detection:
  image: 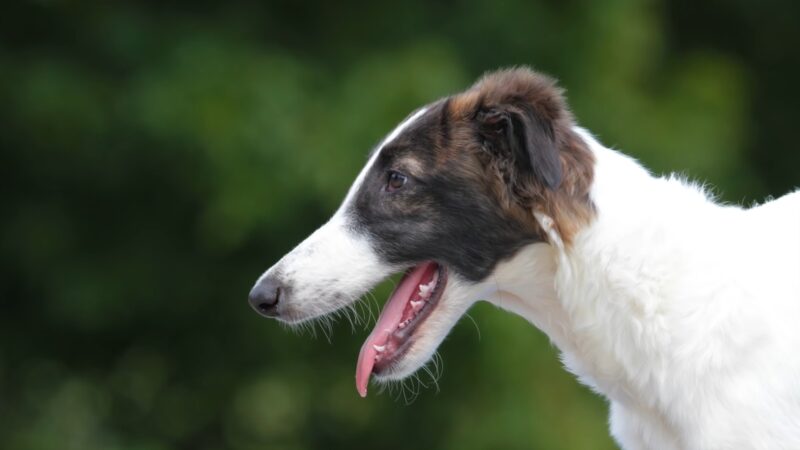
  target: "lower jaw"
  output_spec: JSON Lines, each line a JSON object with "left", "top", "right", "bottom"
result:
{"left": 373, "top": 335, "right": 415, "bottom": 376}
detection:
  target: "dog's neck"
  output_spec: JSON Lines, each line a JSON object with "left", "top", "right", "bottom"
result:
{"left": 488, "top": 129, "right": 732, "bottom": 408}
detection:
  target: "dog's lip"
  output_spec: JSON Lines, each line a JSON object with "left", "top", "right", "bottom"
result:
{"left": 355, "top": 261, "right": 448, "bottom": 397}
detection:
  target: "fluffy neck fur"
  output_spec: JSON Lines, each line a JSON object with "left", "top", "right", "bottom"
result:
{"left": 487, "top": 128, "right": 800, "bottom": 448}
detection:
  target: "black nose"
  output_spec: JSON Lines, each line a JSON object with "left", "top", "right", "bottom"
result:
{"left": 248, "top": 276, "right": 282, "bottom": 318}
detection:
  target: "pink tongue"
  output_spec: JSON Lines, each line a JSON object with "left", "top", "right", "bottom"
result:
{"left": 355, "top": 262, "right": 435, "bottom": 397}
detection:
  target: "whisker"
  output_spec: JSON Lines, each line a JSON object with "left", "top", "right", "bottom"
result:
{"left": 421, "top": 364, "right": 439, "bottom": 393}
{"left": 464, "top": 312, "right": 482, "bottom": 341}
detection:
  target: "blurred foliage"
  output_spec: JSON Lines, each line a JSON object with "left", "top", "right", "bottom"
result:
{"left": 1, "top": 0, "right": 798, "bottom": 449}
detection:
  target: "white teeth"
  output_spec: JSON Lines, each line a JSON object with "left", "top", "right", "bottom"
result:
{"left": 373, "top": 344, "right": 385, "bottom": 352}
{"left": 418, "top": 278, "right": 438, "bottom": 299}
{"left": 419, "top": 284, "right": 432, "bottom": 297}
{"left": 398, "top": 321, "right": 406, "bottom": 329}
{"left": 410, "top": 300, "right": 423, "bottom": 309}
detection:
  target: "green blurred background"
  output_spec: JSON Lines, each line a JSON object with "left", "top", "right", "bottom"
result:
{"left": 2, "top": 1, "right": 798, "bottom": 449}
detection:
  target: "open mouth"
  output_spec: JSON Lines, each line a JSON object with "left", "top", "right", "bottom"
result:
{"left": 355, "top": 261, "right": 448, "bottom": 397}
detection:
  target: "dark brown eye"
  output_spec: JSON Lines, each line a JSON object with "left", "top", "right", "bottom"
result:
{"left": 386, "top": 171, "right": 407, "bottom": 192}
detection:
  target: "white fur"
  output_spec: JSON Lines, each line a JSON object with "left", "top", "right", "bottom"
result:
{"left": 475, "top": 129, "right": 800, "bottom": 449}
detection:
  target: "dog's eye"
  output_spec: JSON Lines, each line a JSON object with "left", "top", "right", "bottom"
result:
{"left": 386, "top": 171, "right": 408, "bottom": 192}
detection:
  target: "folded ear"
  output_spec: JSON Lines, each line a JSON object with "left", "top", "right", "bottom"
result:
{"left": 477, "top": 104, "right": 562, "bottom": 189}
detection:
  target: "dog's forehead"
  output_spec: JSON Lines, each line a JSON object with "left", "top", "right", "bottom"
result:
{"left": 362, "top": 103, "right": 449, "bottom": 177}
{"left": 339, "top": 105, "right": 433, "bottom": 209}
{"left": 376, "top": 99, "right": 468, "bottom": 171}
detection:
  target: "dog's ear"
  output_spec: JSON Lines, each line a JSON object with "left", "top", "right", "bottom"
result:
{"left": 477, "top": 104, "right": 562, "bottom": 190}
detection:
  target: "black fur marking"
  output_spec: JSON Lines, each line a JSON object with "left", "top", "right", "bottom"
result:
{"left": 349, "top": 106, "right": 540, "bottom": 282}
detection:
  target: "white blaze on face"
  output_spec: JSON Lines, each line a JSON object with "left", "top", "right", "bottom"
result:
{"left": 255, "top": 108, "right": 429, "bottom": 323}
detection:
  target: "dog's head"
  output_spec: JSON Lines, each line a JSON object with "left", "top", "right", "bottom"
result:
{"left": 249, "top": 68, "right": 594, "bottom": 396}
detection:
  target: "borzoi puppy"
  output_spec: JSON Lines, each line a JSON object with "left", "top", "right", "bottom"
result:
{"left": 249, "top": 67, "right": 800, "bottom": 449}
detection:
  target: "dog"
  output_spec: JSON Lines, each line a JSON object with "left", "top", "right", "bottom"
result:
{"left": 249, "top": 67, "right": 800, "bottom": 449}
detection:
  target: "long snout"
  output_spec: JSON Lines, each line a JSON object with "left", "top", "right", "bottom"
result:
{"left": 246, "top": 214, "right": 392, "bottom": 323}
